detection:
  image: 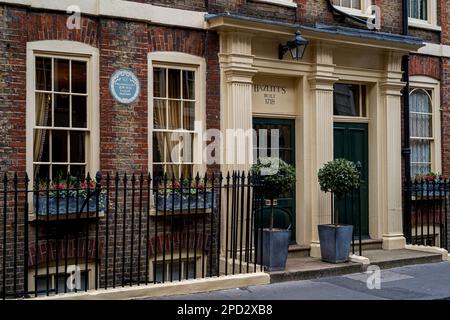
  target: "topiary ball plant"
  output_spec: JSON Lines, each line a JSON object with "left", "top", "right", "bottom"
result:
{"left": 252, "top": 157, "right": 296, "bottom": 230}
{"left": 251, "top": 157, "right": 296, "bottom": 200}
{"left": 318, "top": 158, "right": 361, "bottom": 225}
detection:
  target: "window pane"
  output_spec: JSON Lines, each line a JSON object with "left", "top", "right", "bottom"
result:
{"left": 72, "top": 96, "right": 87, "bottom": 128}
{"left": 351, "top": 0, "right": 361, "bottom": 9}
{"left": 34, "top": 129, "right": 50, "bottom": 162}
{"left": 70, "top": 165, "right": 85, "bottom": 178}
{"left": 410, "top": 0, "right": 418, "bottom": 18}
{"left": 333, "top": 84, "right": 360, "bottom": 116}
{"left": 57, "top": 272, "right": 87, "bottom": 292}
{"left": 179, "top": 133, "right": 193, "bottom": 163}
{"left": 410, "top": 113, "right": 432, "bottom": 137}
{"left": 71, "top": 60, "right": 87, "bottom": 94}
{"left": 181, "top": 165, "right": 193, "bottom": 179}
{"left": 54, "top": 94, "right": 70, "bottom": 127}
{"left": 52, "top": 130, "right": 68, "bottom": 162}
{"left": 35, "top": 93, "right": 52, "bottom": 127}
{"left": 153, "top": 164, "right": 164, "bottom": 180}
{"left": 410, "top": 90, "right": 431, "bottom": 113}
{"left": 168, "top": 100, "right": 181, "bottom": 129}
{"left": 36, "top": 57, "right": 52, "bottom": 91}
{"left": 153, "top": 132, "right": 164, "bottom": 163}
{"left": 34, "top": 164, "right": 49, "bottom": 181}
{"left": 342, "top": 0, "right": 351, "bottom": 7}
{"left": 182, "top": 71, "right": 195, "bottom": 100}
{"left": 70, "top": 131, "right": 86, "bottom": 163}
{"left": 183, "top": 101, "right": 195, "bottom": 130}
{"left": 168, "top": 69, "right": 181, "bottom": 98}
{"left": 53, "top": 165, "right": 68, "bottom": 179}
{"left": 54, "top": 59, "right": 70, "bottom": 92}
{"left": 153, "top": 99, "right": 166, "bottom": 129}
{"left": 165, "top": 132, "right": 177, "bottom": 163}
{"left": 166, "top": 164, "right": 179, "bottom": 178}
{"left": 419, "top": 0, "right": 427, "bottom": 20}
{"left": 153, "top": 68, "right": 166, "bottom": 98}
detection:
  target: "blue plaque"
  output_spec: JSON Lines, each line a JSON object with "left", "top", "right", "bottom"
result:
{"left": 109, "top": 69, "right": 140, "bottom": 104}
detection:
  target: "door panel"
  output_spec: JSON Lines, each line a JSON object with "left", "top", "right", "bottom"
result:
{"left": 334, "top": 123, "right": 369, "bottom": 238}
{"left": 253, "top": 118, "right": 296, "bottom": 243}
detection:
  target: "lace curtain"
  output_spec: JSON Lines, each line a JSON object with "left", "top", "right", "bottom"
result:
{"left": 409, "top": 0, "right": 428, "bottom": 20}
{"left": 410, "top": 89, "right": 432, "bottom": 176}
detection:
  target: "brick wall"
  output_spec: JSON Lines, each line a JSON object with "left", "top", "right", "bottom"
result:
{"left": 99, "top": 19, "right": 149, "bottom": 173}
{"left": 0, "top": 4, "right": 220, "bottom": 296}
{"left": 441, "top": 57, "right": 450, "bottom": 177}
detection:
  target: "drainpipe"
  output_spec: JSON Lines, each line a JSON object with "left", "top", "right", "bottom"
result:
{"left": 402, "top": 0, "right": 412, "bottom": 244}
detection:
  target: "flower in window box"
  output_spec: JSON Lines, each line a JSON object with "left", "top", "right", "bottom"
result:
{"left": 412, "top": 172, "right": 449, "bottom": 197}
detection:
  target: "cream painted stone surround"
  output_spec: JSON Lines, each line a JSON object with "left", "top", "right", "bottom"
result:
{"left": 209, "top": 15, "right": 422, "bottom": 257}
{"left": 308, "top": 43, "right": 339, "bottom": 258}
{"left": 379, "top": 52, "right": 407, "bottom": 250}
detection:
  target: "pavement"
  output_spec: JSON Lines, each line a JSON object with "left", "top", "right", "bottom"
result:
{"left": 147, "top": 261, "right": 450, "bottom": 300}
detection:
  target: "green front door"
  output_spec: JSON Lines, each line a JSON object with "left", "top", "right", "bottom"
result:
{"left": 253, "top": 118, "right": 296, "bottom": 243}
{"left": 334, "top": 123, "right": 369, "bottom": 238}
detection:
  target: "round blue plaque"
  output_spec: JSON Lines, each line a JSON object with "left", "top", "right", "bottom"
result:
{"left": 109, "top": 69, "right": 140, "bottom": 104}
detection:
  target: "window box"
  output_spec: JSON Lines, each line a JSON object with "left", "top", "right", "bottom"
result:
{"left": 154, "top": 192, "right": 214, "bottom": 211}
{"left": 411, "top": 183, "right": 450, "bottom": 199}
{"left": 34, "top": 194, "right": 106, "bottom": 216}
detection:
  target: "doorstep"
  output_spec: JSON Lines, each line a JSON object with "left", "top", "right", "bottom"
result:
{"left": 270, "top": 249, "right": 443, "bottom": 284}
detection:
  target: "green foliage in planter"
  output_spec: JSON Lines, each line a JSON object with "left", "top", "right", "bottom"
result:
{"left": 318, "top": 159, "right": 361, "bottom": 225}
{"left": 251, "top": 157, "right": 296, "bottom": 200}
{"left": 318, "top": 159, "right": 361, "bottom": 200}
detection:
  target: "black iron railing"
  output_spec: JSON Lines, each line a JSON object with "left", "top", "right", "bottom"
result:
{"left": 406, "top": 179, "right": 449, "bottom": 250}
{"left": 0, "top": 171, "right": 266, "bottom": 299}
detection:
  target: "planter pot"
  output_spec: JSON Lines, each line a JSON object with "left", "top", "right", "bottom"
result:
{"left": 318, "top": 224, "right": 353, "bottom": 264}
{"left": 34, "top": 195, "right": 105, "bottom": 216}
{"left": 256, "top": 228, "right": 291, "bottom": 272}
{"left": 155, "top": 192, "right": 214, "bottom": 211}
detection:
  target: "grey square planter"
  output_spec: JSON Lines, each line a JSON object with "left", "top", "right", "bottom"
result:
{"left": 318, "top": 224, "right": 353, "bottom": 264}
{"left": 256, "top": 228, "right": 291, "bottom": 272}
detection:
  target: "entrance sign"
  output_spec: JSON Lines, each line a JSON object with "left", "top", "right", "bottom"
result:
{"left": 252, "top": 76, "right": 296, "bottom": 115}
{"left": 109, "top": 69, "right": 140, "bottom": 104}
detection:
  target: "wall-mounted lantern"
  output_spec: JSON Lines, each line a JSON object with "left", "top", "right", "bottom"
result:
{"left": 278, "top": 30, "right": 309, "bottom": 60}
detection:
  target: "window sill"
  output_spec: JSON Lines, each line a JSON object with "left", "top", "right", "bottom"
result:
{"left": 252, "top": 0, "right": 297, "bottom": 8}
{"left": 29, "top": 211, "right": 105, "bottom": 222}
{"left": 409, "top": 20, "right": 442, "bottom": 32}
{"left": 150, "top": 208, "right": 212, "bottom": 216}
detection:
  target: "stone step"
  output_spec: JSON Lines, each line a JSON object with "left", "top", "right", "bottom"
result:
{"left": 271, "top": 249, "right": 443, "bottom": 284}
{"left": 288, "top": 239, "right": 383, "bottom": 259}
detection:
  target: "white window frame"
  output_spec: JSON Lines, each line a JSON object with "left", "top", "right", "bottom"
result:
{"left": 333, "top": 82, "right": 370, "bottom": 122}
{"left": 253, "top": 0, "right": 297, "bottom": 8}
{"left": 148, "top": 52, "right": 206, "bottom": 178}
{"left": 332, "top": 0, "right": 374, "bottom": 18}
{"left": 409, "top": 76, "right": 441, "bottom": 175}
{"left": 26, "top": 41, "right": 100, "bottom": 181}
{"left": 408, "top": 0, "right": 441, "bottom": 31}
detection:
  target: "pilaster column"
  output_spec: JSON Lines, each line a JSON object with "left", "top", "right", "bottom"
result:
{"left": 308, "top": 43, "right": 339, "bottom": 258}
{"left": 380, "top": 51, "right": 407, "bottom": 249}
{"left": 219, "top": 32, "right": 258, "bottom": 173}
